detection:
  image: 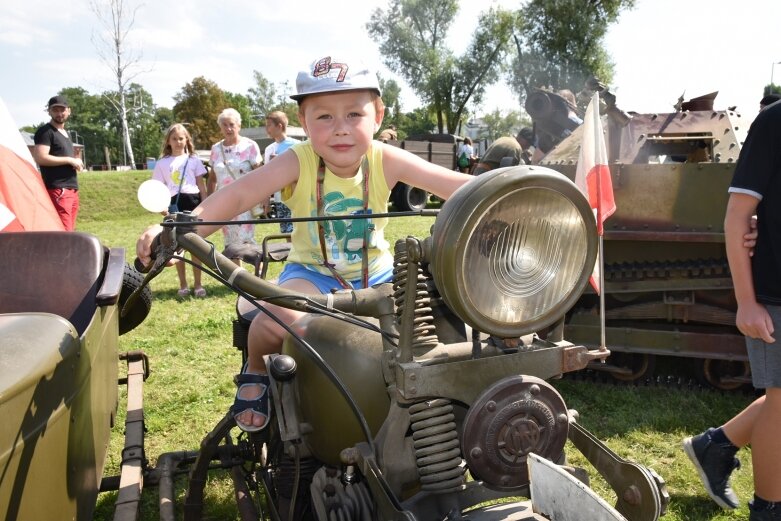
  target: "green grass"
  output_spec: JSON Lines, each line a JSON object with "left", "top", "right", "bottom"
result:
{"left": 80, "top": 170, "right": 755, "bottom": 520}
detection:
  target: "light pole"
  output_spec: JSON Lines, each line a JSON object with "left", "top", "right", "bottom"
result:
{"left": 770, "top": 61, "right": 781, "bottom": 89}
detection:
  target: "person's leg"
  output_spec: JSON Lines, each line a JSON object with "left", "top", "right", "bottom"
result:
{"left": 235, "top": 277, "right": 317, "bottom": 430}
{"left": 752, "top": 387, "right": 781, "bottom": 500}
{"left": 47, "top": 188, "right": 77, "bottom": 231}
{"left": 175, "top": 261, "right": 189, "bottom": 294}
{"left": 683, "top": 406, "right": 746, "bottom": 508}
{"left": 748, "top": 388, "right": 781, "bottom": 520}
{"left": 722, "top": 396, "right": 765, "bottom": 447}
{"left": 71, "top": 190, "right": 80, "bottom": 229}
{"left": 192, "top": 257, "right": 206, "bottom": 296}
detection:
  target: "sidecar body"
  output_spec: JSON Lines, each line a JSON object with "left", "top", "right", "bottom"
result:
{"left": 0, "top": 232, "right": 128, "bottom": 521}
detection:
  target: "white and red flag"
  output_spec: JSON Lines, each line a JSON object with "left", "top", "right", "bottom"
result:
{"left": 575, "top": 92, "right": 616, "bottom": 294}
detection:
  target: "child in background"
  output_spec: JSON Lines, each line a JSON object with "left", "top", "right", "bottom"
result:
{"left": 138, "top": 55, "right": 473, "bottom": 431}
{"left": 152, "top": 124, "right": 208, "bottom": 298}
{"left": 263, "top": 111, "right": 298, "bottom": 233}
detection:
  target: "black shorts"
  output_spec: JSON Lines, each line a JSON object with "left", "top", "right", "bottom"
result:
{"left": 170, "top": 193, "right": 201, "bottom": 212}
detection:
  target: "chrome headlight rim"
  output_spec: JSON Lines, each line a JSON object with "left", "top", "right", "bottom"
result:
{"left": 430, "top": 166, "right": 598, "bottom": 338}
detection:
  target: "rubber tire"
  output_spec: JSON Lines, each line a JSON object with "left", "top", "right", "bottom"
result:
{"left": 118, "top": 262, "right": 152, "bottom": 335}
{"left": 392, "top": 183, "right": 429, "bottom": 212}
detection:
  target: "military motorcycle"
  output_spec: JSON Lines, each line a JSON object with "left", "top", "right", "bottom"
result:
{"left": 0, "top": 165, "right": 669, "bottom": 520}
{"left": 133, "top": 165, "right": 669, "bottom": 521}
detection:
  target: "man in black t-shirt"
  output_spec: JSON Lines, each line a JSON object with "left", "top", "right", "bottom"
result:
{"left": 33, "top": 95, "right": 84, "bottom": 230}
{"left": 683, "top": 101, "right": 781, "bottom": 520}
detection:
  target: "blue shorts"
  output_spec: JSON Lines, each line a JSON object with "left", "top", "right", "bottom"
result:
{"left": 747, "top": 304, "right": 781, "bottom": 389}
{"left": 278, "top": 262, "right": 393, "bottom": 294}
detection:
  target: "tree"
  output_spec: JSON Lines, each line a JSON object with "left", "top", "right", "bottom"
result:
{"left": 510, "top": 0, "right": 635, "bottom": 106}
{"left": 124, "top": 83, "right": 162, "bottom": 163}
{"left": 479, "top": 109, "right": 527, "bottom": 142}
{"left": 224, "top": 91, "right": 259, "bottom": 128}
{"left": 398, "top": 107, "right": 437, "bottom": 137}
{"left": 247, "top": 70, "right": 277, "bottom": 119}
{"left": 247, "top": 73, "right": 300, "bottom": 127}
{"left": 57, "top": 86, "right": 115, "bottom": 168}
{"left": 379, "top": 77, "right": 403, "bottom": 127}
{"left": 368, "top": 0, "right": 518, "bottom": 134}
{"left": 173, "top": 77, "right": 227, "bottom": 149}
{"left": 90, "top": 0, "right": 146, "bottom": 167}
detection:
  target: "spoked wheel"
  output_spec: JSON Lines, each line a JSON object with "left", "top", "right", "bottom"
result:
{"left": 608, "top": 352, "right": 656, "bottom": 383}
{"left": 695, "top": 358, "right": 751, "bottom": 391}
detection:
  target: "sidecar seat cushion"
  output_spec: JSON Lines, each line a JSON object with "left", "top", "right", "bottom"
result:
{"left": 231, "top": 370, "right": 270, "bottom": 432}
{"left": 0, "top": 231, "right": 103, "bottom": 336}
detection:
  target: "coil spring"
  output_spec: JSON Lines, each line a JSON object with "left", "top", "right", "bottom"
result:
{"left": 409, "top": 399, "right": 465, "bottom": 493}
{"left": 393, "top": 240, "right": 438, "bottom": 348}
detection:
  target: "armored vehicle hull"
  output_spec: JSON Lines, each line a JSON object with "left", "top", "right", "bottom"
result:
{"left": 538, "top": 100, "right": 751, "bottom": 389}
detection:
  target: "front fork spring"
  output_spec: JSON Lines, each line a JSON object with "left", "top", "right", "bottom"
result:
{"left": 409, "top": 399, "right": 465, "bottom": 493}
{"left": 393, "top": 240, "right": 437, "bottom": 349}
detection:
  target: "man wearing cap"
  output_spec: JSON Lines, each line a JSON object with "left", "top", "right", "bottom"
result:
{"left": 472, "top": 127, "right": 535, "bottom": 175}
{"left": 33, "top": 95, "right": 84, "bottom": 230}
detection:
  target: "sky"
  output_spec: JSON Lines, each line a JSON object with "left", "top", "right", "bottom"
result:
{"left": 1, "top": 0, "right": 780, "bottom": 131}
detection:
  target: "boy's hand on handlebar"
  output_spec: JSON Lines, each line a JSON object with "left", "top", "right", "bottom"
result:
{"left": 135, "top": 224, "right": 171, "bottom": 271}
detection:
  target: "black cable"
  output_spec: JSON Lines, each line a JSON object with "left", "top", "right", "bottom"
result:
{"left": 173, "top": 251, "right": 380, "bottom": 455}
{"left": 160, "top": 208, "right": 440, "bottom": 229}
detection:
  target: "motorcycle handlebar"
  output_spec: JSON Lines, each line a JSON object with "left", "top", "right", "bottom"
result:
{"left": 174, "top": 230, "right": 394, "bottom": 319}
{"left": 133, "top": 233, "right": 162, "bottom": 273}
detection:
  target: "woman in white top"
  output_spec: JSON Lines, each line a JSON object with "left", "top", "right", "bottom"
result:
{"left": 208, "top": 108, "right": 263, "bottom": 261}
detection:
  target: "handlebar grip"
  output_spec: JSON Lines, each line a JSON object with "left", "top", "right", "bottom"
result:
{"left": 133, "top": 257, "right": 149, "bottom": 273}
{"left": 133, "top": 233, "right": 163, "bottom": 273}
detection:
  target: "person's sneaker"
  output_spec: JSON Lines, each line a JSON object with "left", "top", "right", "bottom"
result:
{"left": 750, "top": 503, "right": 781, "bottom": 521}
{"left": 682, "top": 428, "right": 740, "bottom": 509}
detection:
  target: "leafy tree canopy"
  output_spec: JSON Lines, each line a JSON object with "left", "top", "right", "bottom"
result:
{"left": 173, "top": 76, "right": 227, "bottom": 149}
{"left": 510, "top": 0, "right": 634, "bottom": 107}
{"left": 478, "top": 109, "right": 528, "bottom": 142}
{"left": 368, "top": 0, "right": 519, "bottom": 134}
{"left": 247, "top": 73, "right": 301, "bottom": 128}
{"left": 224, "top": 91, "right": 259, "bottom": 128}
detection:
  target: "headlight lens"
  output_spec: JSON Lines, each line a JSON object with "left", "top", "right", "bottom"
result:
{"left": 430, "top": 166, "right": 597, "bottom": 338}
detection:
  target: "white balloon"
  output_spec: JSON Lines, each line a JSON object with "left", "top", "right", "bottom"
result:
{"left": 137, "top": 179, "right": 171, "bottom": 213}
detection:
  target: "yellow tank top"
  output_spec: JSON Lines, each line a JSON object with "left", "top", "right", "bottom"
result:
{"left": 286, "top": 141, "right": 393, "bottom": 280}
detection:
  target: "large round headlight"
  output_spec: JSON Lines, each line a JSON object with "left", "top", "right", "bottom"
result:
{"left": 430, "top": 166, "right": 597, "bottom": 338}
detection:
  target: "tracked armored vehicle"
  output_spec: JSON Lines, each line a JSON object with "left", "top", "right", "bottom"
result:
{"left": 530, "top": 90, "right": 751, "bottom": 390}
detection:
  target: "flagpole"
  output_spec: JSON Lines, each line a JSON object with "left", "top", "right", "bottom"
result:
{"left": 599, "top": 235, "right": 607, "bottom": 351}
{"left": 593, "top": 92, "right": 608, "bottom": 352}
{"left": 576, "top": 91, "right": 615, "bottom": 354}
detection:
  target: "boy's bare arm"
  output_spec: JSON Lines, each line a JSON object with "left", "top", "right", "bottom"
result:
{"left": 724, "top": 193, "right": 775, "bottom": 342}
{"left": 192, "top": 151, "right": 298, "bottom": 235}
{"left": 382, "top": 144, "right": 472, "bottom": 199}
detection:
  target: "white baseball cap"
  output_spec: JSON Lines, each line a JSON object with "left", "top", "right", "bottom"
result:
{"left": 290, "top": 56, "right": 382, "bottom": 101}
